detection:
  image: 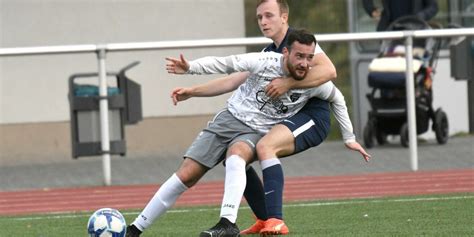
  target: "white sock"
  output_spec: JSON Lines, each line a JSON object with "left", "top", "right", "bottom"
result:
{"left": 220, "top": 155, "right": 247, "bottom": 223}
{"left": 260, "top": 158, "right": 281, "bottom": 170}
{"left": 132, "top": 173, "right": 188, "bottom": 231}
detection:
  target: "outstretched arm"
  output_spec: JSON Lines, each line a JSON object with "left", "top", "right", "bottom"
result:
{"left": 166, "top": 54, "right": 190, "bottom": 74}
{"left": 170, "top": 72, "right": 249, "bottom": 105}
{"left": 265, "top": 52, "right": 337, "bottom": 97}
{"left": 166, "top": 53, "right": 259, "bottom": 75}
{"left": 324, "top": 84, "right": 371, "bottom": 162}
{"left": 166, "top": 53, "right": 254, "bottom": 104}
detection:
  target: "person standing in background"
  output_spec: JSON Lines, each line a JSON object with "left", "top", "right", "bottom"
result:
{"left": 363, "top": 0, "right": 438, "bottom": 31}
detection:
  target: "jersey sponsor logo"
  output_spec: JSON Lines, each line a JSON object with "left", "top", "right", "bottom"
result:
{"left": 255, "top": 67, "right": 275, "bottom": 82}
{"left": 258, "top": 56, "right": 278, "bottom": 62}
{"left": 290, "top": 93, "right": 301, "bottom": 102}
{"left": 256, "top": 90, "right": 288, "bottom": 114}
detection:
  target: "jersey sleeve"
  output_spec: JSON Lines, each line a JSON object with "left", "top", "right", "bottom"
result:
{"left": 309, "top": 82, "right": 356, "bottom": 143}
{"left": 328, "top": 88, "right": 356, "bottom": 144}
{"left": 187, "top": 53, "right": 260, "bottom": 75}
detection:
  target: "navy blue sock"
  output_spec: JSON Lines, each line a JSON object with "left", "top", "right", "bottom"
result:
{"left": 243, "top": 166, "right": 268, "bottom": 220}
{"left": 262, "top": 163, "right": 284, "bottom": 219}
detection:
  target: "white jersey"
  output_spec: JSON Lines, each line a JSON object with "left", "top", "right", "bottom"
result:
{"left": 187, "top": 52, "right": 356, "bottom": 143}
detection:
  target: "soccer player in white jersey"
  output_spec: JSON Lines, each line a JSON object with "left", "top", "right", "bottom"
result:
{"left": 194, "top": 0, "right": 342, "bottom": 234}
{"left": 125, "top": 29, "right": 369, "bottom": 237}
{"left": 171, "top": 0, "right": 371, "bottom": 234}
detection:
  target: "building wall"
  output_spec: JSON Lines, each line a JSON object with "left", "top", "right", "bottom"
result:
{"left": 0, "top": 0, "right": 245, "bottom": 124}
{"left": 0, "top": 0, "right": 245, "bottom": 162}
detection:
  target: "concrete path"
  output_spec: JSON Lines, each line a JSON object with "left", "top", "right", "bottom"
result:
{"left": 1, "top": 136, "right": 473, "bottom": 191}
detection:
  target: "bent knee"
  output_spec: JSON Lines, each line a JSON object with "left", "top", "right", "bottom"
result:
{"left": 227, "top": 141, "right": 254, "bottom": 160}
{"left": 256, "top": 139, "right": 278, "bottom": 160}
{"left": 175, "top": 172, "right": 197, "bottom": 187}
{"left": 257, "top": 133, "right": 295, "bottom": 159}
{"left": 176, "top": 158, "right": 207, "bottom": 187}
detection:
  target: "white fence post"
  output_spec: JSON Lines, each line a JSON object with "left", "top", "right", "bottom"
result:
{"left": 97, "top": 47, "right": 112, "bottom": 186}
{"left": 404, "top": 33, "right": 419, "bottom": 171}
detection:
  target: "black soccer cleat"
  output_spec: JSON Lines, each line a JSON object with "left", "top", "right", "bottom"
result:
{"left": 199, "top": 217, "right": 241, "bottom": 237}
{"left": 125, "top": 224, "right": 142, "bottom": 237}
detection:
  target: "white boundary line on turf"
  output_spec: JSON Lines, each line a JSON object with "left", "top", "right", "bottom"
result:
{"left": 9, "top": 195, "right": 474, "bottom": 221}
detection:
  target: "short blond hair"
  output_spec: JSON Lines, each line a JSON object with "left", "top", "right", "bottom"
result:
{"left": 257, "top": 0, "right": 289, "bottom": 15}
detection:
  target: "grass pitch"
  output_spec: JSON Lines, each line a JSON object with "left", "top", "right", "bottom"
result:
{"left": 1, "top": 193, "right": 473, "bottom": 236}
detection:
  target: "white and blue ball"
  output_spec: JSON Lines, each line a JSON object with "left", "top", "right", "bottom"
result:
{"left": 87, "top": 208, "right": 126, "bottom": 237}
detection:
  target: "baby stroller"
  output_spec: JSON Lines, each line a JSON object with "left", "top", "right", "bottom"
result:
{"left": 363, "top": 16, "right": 449, "bottom": 148}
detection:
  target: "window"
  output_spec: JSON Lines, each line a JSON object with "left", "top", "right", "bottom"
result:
{"left": 353, "top": 0, "right": 383, "bottom": 52}
{"left": 461, "top": 0, "right": 474, "bottom": 27}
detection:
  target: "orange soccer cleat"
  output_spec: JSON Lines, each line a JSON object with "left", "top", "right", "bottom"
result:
{"left": 259, "top": 218, "right": 289, "bottom": 235}
{"left": 240, "top": 219, "right": 266, "bottom": 235}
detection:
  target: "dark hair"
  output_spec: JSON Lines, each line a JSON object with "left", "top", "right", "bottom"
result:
{"left": 287, "top": 29, "right": 317, "bottom": 50}
{"left": 257, "top": 0, "right": 289, "bottom": 15}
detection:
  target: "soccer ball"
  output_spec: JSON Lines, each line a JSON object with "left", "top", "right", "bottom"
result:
{"left": 87, "top": 208, "right": 127, "bottom": 237}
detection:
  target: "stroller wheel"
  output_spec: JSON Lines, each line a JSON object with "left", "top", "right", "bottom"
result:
{"left": 434, "top": 108, "right": 449, "bottom": 145}
{"left": 400, "top": 123, "right": 409, "bottom": 148}
{"left": 363, "top": 123, "right": 374, "bottom": 149}
{"left": 376, "top": 130, "right": 387, "bottom": 145}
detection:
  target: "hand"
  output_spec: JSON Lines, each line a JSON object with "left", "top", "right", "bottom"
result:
{"left": 372, "top": 8, "right": 381, "bottom": 21}
{"left": 345, "top": 141, "right": 371, "bottom": 162}
{"left": 170, "top": 87, "right": 193, "bottom": 105}
{"left": 166, "top": 54, "right": 189, "bottom": 74}
{"left": 265, "top": 77, "right": 294, "bottom": 98}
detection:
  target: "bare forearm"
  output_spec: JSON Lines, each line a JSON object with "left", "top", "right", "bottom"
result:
{"left": 290, "top": 53, "right": 337, "bottom": 89}
{"left": 188, "top": 72, "right": 249, "bottom": 97}
{"left": 189, "top": 82, "right": 228, "bottom": 97}
{"left": 188, "top": 79, "right": 234, "bottom": 97}
{"left": 294, "top": 65, "right": 336, "bottom": 88}
{"left": 264, "top": 54, "right": 336, "bottom": 98}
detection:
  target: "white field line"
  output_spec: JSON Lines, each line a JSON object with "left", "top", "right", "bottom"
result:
{"left": 9, "top": 195, "right": 474, "bottom": 221}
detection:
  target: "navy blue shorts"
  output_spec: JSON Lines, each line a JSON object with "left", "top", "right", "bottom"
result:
{"left": 280, "top": 97, "right": 330, "bottom": 154}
